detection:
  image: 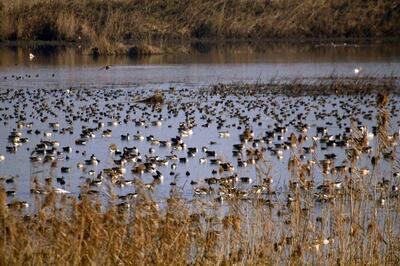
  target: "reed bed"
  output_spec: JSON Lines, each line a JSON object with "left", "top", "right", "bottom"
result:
{"left": 207, "top": 76, "right": 400, "bottom": 96}
{"left": 1, "top": 87, "right": 399, "bottom": 265}
{"left": 0, "top": 0, "right": 399, "bottom": 52}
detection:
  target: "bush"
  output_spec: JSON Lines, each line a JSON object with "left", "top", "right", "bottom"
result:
{"left": 191, "top": 21, "right": 212, "bottom": 38}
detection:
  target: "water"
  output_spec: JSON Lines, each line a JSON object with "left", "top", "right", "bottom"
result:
{"left": 0, "top": 42, "right": 399, "bottom": 208}
{"left": 0, "top": 42, "right": 399, "bottom": 90}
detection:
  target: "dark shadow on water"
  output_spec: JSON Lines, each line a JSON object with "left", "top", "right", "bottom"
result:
{"left": 191, "top": 41, "right": 212, "bottom": 54}
{"left": 32, "top": 44, "right": 64, "bottom": 56}
{"left": 0, "top": 40, "right": 399, "bottom": 67}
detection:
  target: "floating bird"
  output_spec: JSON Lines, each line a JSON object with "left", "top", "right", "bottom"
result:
{"left": 54, "top": 188, "right": 71, "bottom": 194}
{"left": 354, "top": 67, "right": 362, "bottom": 75}
{"left": 100, "top": 65, "right": 111, "bottom": 70}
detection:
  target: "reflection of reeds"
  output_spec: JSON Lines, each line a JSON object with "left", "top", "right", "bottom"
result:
{"left": 1, "top": 89, "right": 399, "bottom": 265}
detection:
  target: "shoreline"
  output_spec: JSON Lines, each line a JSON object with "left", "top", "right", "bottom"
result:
{"left": 1, "top": 37, "right": 400, "bottom": 56}
{"left": 1, "top": 0, "right": 399, "bottom": 54}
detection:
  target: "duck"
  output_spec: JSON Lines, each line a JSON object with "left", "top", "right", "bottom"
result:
{"left": 121, "top": 133, "right": 131, "bottom": 141}
{"left": 100, "top": 65, "right": 111, "bottom": 70}
{"left": 219, "top": 131, "right": 230, "bottom": 138}
{"left": 153, "top": 170, "right": 164, "bottom": 181}
{"left": 54, "top": 188, "right": 70, "bottom": 194}
{"left": 133, "top": 131, "right": 145, "bottom": 141}
{"left": 85, "top": 154, "right": 100, "bottom": 166}
{"left": 354, "top": 67, "right": 362, "bottom": 75}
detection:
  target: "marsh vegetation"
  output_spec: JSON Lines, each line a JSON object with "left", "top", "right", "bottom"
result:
{"left": 1, "top": 0, "right": 399, "bottom": 54}
{"left": 1, "top": 79, "right": 400, "bottom": 265}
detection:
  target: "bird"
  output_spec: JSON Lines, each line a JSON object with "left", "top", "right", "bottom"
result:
{"left": 29, "top": 53, "right": 35, "bottom": 60}
{"left": 54, "top": 188, "right": 71, "bottom": 194}
{"left": 100, "top": 65, "right": 111, "bottom": 70}
{"left": 354, "top": 67, "right": 362, "bottom": 75}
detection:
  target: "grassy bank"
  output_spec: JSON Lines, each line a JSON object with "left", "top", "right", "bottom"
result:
{"left": 0, "top": 0, "right": 399, "bottom": 54}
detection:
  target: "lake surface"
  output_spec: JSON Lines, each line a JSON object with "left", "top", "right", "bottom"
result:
{"left": 0, "top": 41, "right": 400, "bottom": 90}
{"left": 0, "top": 41, "right": 399, "bottom": 208}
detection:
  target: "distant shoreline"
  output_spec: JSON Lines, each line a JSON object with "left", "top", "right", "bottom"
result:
{"left": 1, "top": 0, "right": 399, "bottom": 55}
{"left": 1, "top": 37, "right": 400, "bottom": 46}
{"left": 1, "top": 37, "right": 400, "bottom": 57}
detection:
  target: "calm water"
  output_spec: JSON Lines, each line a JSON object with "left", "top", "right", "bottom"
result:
{"left": 0, "top": 42, "right": 399, "bottom": 90}
{"left": 0, "top": 42, "right": 399, "bottom": 208}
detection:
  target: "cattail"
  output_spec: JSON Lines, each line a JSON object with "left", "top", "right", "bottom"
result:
{"left": 376, "top": 91, "right": 388, "bottom": 108}
{"left": 0, "top": 186, "right": 7, "bottom": 215}
{"left": 242, "top": 128, "right": 253, "bottom": 141}
{"left": 289, "top": 133, "right": 297, "bottom": 146}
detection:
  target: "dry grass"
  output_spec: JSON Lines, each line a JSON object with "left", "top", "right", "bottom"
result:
{"left": 207, "top": 76, "right": 400, "bottom": 97}
{"left": 0, "top": 0, "right": 399, "bottom": 45}
{"left": 1, "top": 89, "right": 399, "bottom": 265}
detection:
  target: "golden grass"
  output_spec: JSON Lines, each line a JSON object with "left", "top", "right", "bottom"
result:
{"left": 1, "top": 87, "right": 399, "bottom": 265}
{"left": 0, "top": 0, "right": 399, "bottom": 44}
{"left": 207, "top": 76, "right": 400, "bottom": 97}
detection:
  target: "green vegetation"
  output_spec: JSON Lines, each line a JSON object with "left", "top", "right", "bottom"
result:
{"left": 0, "top": 0, "right": 399, "bottom": 52}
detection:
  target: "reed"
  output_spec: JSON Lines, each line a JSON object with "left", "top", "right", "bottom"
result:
{"left": 0, "top": 0, "right": 399, "bottom": 44}
{"left": 1, "top": 87, "right": 399, "bottom": 265}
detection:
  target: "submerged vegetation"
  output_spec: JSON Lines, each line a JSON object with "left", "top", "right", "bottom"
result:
{"left": 1, "top": 79, "right": 400, "bottom": 264}
{"left": 0, "top": 0, "right": 399, "bottom": 54}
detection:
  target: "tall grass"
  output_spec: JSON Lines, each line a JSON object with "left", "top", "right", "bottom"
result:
{"left": 1, "top": 88, "right": 399, "bottom": 265}
{"left": 0, "top": 0, "right": 399, "bottom": 44}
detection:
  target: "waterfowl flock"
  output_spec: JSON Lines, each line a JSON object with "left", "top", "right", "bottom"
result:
{"left": 0, "top": 82, "right": 399, "bottom": 211}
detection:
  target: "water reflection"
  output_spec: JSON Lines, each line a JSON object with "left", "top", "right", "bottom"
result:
{"left": 1, "top": 41, "right": 400, "bottom": 66}
{"left": 0, "top": 41, "right": 399, "bottom": 89}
